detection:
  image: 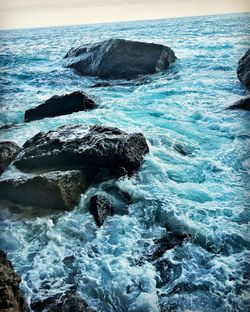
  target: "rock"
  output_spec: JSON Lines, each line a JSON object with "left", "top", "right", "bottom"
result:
{"left": 0, "top": 124, "right": 16, "bottom": 131}
{"left": 147, "top": 232, "right": 187, "bottom": 262}
{"left": 24, "top": 91, "right": 97, "bottom": 122}
{"left": 237, "top": 48, "right": 250, "bottom": 89}
{"left": 89, "top": 194, "right": 114, "bottom": 227}
{"left": 0, "top": 141, "right": 20, "bottom": 175}
{"left": 0, "top": 170, "right": 89, "bottom": 211}
{"left": 64, "top": 39, "right": 176, "bottom": 79}
{"left": 14, "top": 125, "right": 149, "bottom": 177}
{"left": 90, "top": 82, "right": 112, "bottom": 88}
{"left": 31, "top": 290, "right": 96, "bottom": 312}
{"left": 0, "top": 250, "right": 26, "bottom": 312}
{"left": 226, "top": 96, "right": 250, "bottom": 111}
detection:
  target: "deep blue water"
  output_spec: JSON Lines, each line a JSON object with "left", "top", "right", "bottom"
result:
{"left": 0, "top": 13, "right": 250, "bottom": 312}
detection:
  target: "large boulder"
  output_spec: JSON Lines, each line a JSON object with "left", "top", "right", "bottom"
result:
{"left": 226, "top": 96, "right": 250, "bottom": 111}
{"left": 0, "top": 250, "right": 26, "bottom": 312}
{"left": 24, "top": 91, "right": 97, "bottom": 122}
{"left": 64, "top": 39, "right": 176, "bottom": 79}
{"left": 14, "top": 125, "right": 149, "bottom": 177}
{"left": 0, "top": 170, "right": 89, "bottom": 211}
{"left": 0, "top": 141, "right": 20, "bottom": 175}
{"left": 237, "top": 48, "right": 250, "bottom": 89}
{"left": 89, "top": 194, "right": 114, "bottom": 227}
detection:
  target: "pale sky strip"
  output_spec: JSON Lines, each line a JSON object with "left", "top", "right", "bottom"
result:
{"left": 0, "top": 0, "right": 249, "bottom": 29}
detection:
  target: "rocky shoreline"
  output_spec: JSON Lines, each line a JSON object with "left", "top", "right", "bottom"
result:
{"left": 0, "top": 38, "right": 249, "bottom": 311}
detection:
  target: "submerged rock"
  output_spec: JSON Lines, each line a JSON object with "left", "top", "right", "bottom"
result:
{"left": 0, "top": 123, "right": 16, "bottom": 131}
{"left": 89, "top": 194, "right": 114, "bottom": 227}
{"left": 0, "top": 170, "right": 89, "bottom": 211}
{"left": 226, "top": 96, "right": 250, "bottom": 111}
{"left": 14, "top": 125, "right": 149, "bottom": 177}
{"left": 147, "top": 232, "right": 188, "bottom": 262}
{"left": 31, "top": 290, "right": 96, "bottom": 312}
{"left": 64, "top": 39, "right": 176, "bottom": 79}
{"left": 0, "top": 141, "right": 20, "bottom": 175}
{"left": 0, "top": 250, "right": 26, "bottom": 312}
{"left": 24, "top": 91, "right": 97, "bottom": 122}
{"left": 237, "top": 48, "right": 250, "bottom": 89}
{"left": 90, "top": 82, "right": 112, "bottom": 88}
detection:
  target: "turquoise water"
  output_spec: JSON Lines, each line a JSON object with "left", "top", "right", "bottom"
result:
{"left": 0, "top": 13, "right": 250, "bottom": 312}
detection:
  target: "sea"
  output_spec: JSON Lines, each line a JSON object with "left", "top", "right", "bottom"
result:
{"left": 0, "top": 13, "right": 249, "bottom": 312}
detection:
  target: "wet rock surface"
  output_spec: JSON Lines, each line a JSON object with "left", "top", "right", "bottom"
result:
{"left": 89, "top": 194, "right": 114, "bottom": 227}
{"left": 31, "top": 289, "right": 96, "bottom": 312}
{"left": 0, "top": 170, "right": 89, "bottom": 211}
{"left": 227, "top": 96, "right": 250, "bottom": 111}
{"left": 0, "top": 124, "right": 16, "bottom": 131}
{"left": 0, "top": 141, "right": 20, "bottom": 175}
{"left": 14, "top": 125, "right": 149, "bottom": 177}
{"left": 24, "top": 91, "right": 97, "bottom": 122}
{"left": 237, "top": 48, "right": 250, "bottom": 89}
{"left": 0, "top": 250, "right": 26, "bottom": 312}
{"left": 64, "top": 39, "right": 176, "bottom": 79}
{"left": 148, "top": 232, "right": 188, "bottom": 262}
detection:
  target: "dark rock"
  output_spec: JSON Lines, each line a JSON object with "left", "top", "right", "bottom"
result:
{"left": 31, "top": 290, "right": 96, "bottom": 312}
{"left": 89, "top": 194, "right": 113, "bottom": 226}
{"left": 0, "top": 123, "right": 16, "bottom": 131}
{"left": 0, "top": 170, "right": 89, "bottom": 211}
{"left": 147, "top": 232, "right": 188, "bottom": 262}
{"left": 64, "top": 39, "right": 176, "bottom": 79}
{"left": 24, "top": 91, "right": 98, "bottom": 122}
{"left": 90, "top": 82, "right": 112, "bottom": 88}
{"left": 226, "top": 96, "right": 250, "bottom": 111}
{"left": 237, "top": 48, "right": 250, "bottom": 89}
{"left": 173, "top": 143, "right": 190, "bottom": 156}
{"left": 0, "top": 141, "right": 20, "bottom": 175}
{"left": 0, "top": 250, "right": 26, "bottom": 312}
{"left": 14, "top": 125, "right": 149, "bottom": 177}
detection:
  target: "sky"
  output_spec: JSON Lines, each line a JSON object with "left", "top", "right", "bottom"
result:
{"left": 0, "top": 0, "right": 249, "bottom": 29}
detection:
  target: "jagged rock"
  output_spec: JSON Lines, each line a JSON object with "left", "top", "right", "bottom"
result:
{"left": 0, "top": 170, "right": 89, "bottom": 211}
{"left": 0, "top": 250, "right": 26, "bottom": 312}
{"left": 14, "top": 125, "right": 149, "bottom": 177}
{"left": 24, "top": 91, "right": 97, "bottom": 122}
{"left": 226, "top": 96, "right": 250, "bottom": 111}
{"left": 31, "top": 290, "right": 96, "bottom": 312}
{"left": 90, "top": 82, "right": 112, "bottom": 88}
{"left": 147, "top": 232, "right": 188, "bottom": 262}
{"left": 237, "top": 48, "right": 250, "bottom": 89}
{"left": 64, "top": 39, "right": 176, "bottom": 79}
{"left": 89, "top": 194, "right": 113, "bottom": 227}
{"left": 0, "top": 141, "right": 20, "bottom": 175}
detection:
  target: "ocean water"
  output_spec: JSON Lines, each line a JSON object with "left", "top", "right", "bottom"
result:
{"left": 0, "top": 13, "right": 250, "bottom": 312}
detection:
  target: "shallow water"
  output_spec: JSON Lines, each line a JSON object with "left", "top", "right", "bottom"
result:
{"left": 0, "top": 13, "right": 250, "bottom": 312}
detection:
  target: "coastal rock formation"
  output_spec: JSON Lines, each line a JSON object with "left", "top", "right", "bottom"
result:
{"left": 14, "top": 125, "right": 149, "bottom": 177}
{"left": 64, "top": 39, "right": 176, "bottom": 79}
{"left": 89, "top": 194, "right": 114, "bottom": 227}
{"left": 237, "top": 48, "right": 250, "bottom": 89}
{"left": 227, "top": 96, "right": 250, "bottom": 111}
{"left": 0, "top": 170, "right": 89, "bottom": 211}
{"left": 0, "top": 250, "right": 26, "bottom": 312}
{"left": 31, "top": 290, "right": 96, "bottom": 312}
{"left": 24, "top": 91, "right": 97, "bottom": 122}
{"left": 0, "top": 141, "right": 20, "bottom": 175}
